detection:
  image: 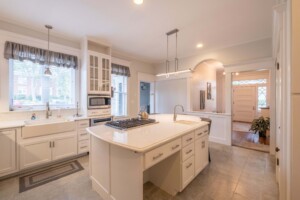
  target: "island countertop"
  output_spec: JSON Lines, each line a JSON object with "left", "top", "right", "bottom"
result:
{"left": 87, "top": 114, "right": 209, "bottom": 153}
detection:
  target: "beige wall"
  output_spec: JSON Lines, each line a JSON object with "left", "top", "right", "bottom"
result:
{"left": 191, "top": 62, "right": 220, "bottom": 112}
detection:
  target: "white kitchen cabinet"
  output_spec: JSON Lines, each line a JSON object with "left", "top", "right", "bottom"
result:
{"left": 52, "top": 135, "right": 77, "bottom": 161}
{"left": 0, "top": 129, "right": 16, "bottom": 175}
{"left": 77, "top": 119, "right": 90, "bottom": 154}
{"left": 194, "top": 134, "right": 209, "bottom": 175}
{"left": 181, "top": 156, "right": 195, "bottom": 189}
{"left": 20, "top": 132, "right": 77, "bottom": 169}
{"left": 20, "top": 139, "right": 52, "bottom": 169}
{"left": 88, "top": 51, "right": 111, "bottom": 95}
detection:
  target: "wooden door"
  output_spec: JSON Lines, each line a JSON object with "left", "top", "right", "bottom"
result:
{"left": 20, "top": 140, "right": 52, "bottom": 169}
{"left": 52, "top": 133, "right": 77, "bottom": 161}
{"left": 0, "top": 130, "right": 16, "bottom": 175}
{"left": 233, "top": 86, "right": 256, "bottom": 122}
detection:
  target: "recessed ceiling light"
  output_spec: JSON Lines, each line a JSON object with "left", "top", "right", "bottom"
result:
{"left": 134, "top": 0, "right": 143, "bottom": 5}
{"left": 196, "top": 43, "right": 203, "bottom": 48}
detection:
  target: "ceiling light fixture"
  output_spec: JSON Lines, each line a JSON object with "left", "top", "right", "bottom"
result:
{"left": 44, "top": 25, "right": 53, "bottom": 76}
{"left": 235, "top": 72, "right": 239, "bottom": 76}
{"left": 156, "top": 69, "right": 192, "bottom": 77}
{"left": 164, "top": 28, "right": 180, "bottom": 78}
{"left": 134, "top": 0, "right": 143, "bottom": 5}
{"left": 196, "top": 43, "right": 203, "bottom": 48}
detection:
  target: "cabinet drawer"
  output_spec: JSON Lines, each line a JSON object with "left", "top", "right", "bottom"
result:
{"left": 182, "top": 156, "right": 195, "bottom": 189}
{"left": 182, "top": 131, "right": 194, "bottom": 147}
{"left": 77, "top": 120, "right": 89, "bottom": 129}
{"left": 78, "top": 129, "right": 89, "bottom": 141}
{"left": 144, "top": 138, "right": 181, "bottom": 169}
{"left": 181, "top": 143, "right": 194, "bottom": 162}
{"left": 78, "top": 140, "right": 89, "bottom": 154}
{"left": 194, "top": 126, "right": 209, "bottom": 140}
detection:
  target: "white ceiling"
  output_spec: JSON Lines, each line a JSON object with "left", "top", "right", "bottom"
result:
{"left": 0, "top": 0, "right": 275, "bottom": 63}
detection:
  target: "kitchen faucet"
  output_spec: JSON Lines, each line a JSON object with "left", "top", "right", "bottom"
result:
{"left": 173, "top": 105, "right": 184, "bottom": 121}
{"left": 46, "top": 102, "right": 52, "bottom": 119}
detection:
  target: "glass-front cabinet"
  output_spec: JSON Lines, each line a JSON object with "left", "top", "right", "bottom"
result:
{"left": 88, "top": 51, "right": 111, "bottom": 95}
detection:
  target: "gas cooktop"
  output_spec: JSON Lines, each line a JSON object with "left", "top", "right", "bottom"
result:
{"left": 105, "top": 118, "right": 157, "bottom": 130}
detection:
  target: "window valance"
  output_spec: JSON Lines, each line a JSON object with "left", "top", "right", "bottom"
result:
{"left": 111, "top": 63, "right": 131, "bottom": 77}
{"left": 4, "top": 41, "right": 78, "bottom": 69}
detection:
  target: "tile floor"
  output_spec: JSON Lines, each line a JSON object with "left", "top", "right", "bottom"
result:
{"left": 0, "top": 142, "right": 278, "bottom": 200}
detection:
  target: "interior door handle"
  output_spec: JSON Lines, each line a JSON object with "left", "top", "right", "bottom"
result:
{"left": 275, "top": 147, "right": 280, "bottom": 152}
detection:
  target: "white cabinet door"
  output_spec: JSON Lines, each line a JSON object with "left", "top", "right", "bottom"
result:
{"left": 88, "top": 51, "right": 111, "bottom": 94}
{"left": 0, "top": 130, "right": 16, "bottom": 175}
{"left": 20, "top": 140, "right": 52, "bottom": 169}
{"left": 52, "top": 134, "right": 77, "bottom": 161}
{"left": 88, "top": 52, "right": 101, "bottom": 94}
{"left": 194, "top": 135, "right": 209, "bottom": 175}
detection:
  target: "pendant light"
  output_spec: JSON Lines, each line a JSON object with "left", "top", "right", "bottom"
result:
{"left": 44, "top": 25, "right": 53, "bottom": 76}
{"left": 165, "top": 29, "right": 179, "bottom": 78}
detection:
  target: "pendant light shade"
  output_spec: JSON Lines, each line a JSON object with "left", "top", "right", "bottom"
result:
{"left": 44, "top": 25, "right": 53, "bottom": 76}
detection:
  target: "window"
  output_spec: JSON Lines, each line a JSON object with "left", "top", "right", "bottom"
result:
{"left": 10, "top": 59, "right": 76, "bottom": 109}
{"left": 111, "top": 74, "right": 127, "bottom": 116}
{"left": 232, "top": 79, "right": 267, "bottom": 85}
{"left": 258, "top": 86, "right": 267, "bottom": 109}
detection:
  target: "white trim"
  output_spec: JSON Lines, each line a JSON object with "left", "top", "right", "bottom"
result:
{"left": 224, "top": 58, "right": 276, "bottom": 155}
{"left": 137, "top": 72, "right": 156, "bottom": 114}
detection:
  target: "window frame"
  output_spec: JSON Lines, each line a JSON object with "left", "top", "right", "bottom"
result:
{"left": 9, "top": 59, "right": 79, "bottom": 111}
{"left": 111, "top": 74, "right": 128, "bottom": 117}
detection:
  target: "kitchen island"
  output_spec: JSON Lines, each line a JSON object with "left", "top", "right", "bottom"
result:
{"left": 87, "top": 114, "right": 209, "bottom": 200}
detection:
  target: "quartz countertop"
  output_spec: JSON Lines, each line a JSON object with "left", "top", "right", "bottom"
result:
{"left": 0, "top": 115, "right": 112, "bottom": 129}
{"left": 87, "top": 114, "right": 209, "bottom": 153}
{"left": 0, "top": 120, "right": 25, "bottom": 129}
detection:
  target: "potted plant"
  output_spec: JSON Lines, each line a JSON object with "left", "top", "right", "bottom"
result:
{"left": 249, "top": 116, "right": 270, "bottom": 144}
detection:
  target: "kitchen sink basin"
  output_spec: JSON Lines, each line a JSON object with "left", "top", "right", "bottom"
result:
{"left": 174, "top": 120, "right": 198, "bottom": 125}
{"left": 24, "top": 118, "right": 72, "bottom": 126}
{"left": 22, "top": 118, "right": 76, "bottom": 139}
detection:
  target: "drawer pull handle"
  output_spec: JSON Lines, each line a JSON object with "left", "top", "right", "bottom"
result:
{"left": 186, "top": 163, "right": 193, "bottom": 169}
{"left": 153, "top": 153, "right": 163, "bottom": 160}
{"left": 80, "top": 133, "right": 88, "bottom": 136}
{"left": 186, "top": 138, "right": 193, "bottom": 142}
{"left": 186, "top": 149, "right": 193, "bottom": 154}
{"left": 172, "top": 144, "right": 180, "bottom": 150}
{"left": 80, "top": 146, "right": 88, "bottom": 149}
{"left": 197, "top": 132, "right": 203, "bottom": 136}
{"left": 204, "top": 130, "right": 208, "bottom": 133}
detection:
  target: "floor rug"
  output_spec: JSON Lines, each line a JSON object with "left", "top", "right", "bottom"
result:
{"left": 19, "top": 160, "right": 83, "bottom": 193}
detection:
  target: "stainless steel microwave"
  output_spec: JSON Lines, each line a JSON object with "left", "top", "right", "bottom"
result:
{"left": 87, "top": 95, "right": 111, "bottom": 109}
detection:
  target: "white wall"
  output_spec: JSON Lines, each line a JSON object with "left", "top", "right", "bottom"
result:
{"left": 155, "top": 78, "right": 189, "bottom": 114}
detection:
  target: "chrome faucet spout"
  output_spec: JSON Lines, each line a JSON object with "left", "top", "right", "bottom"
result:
{"left": 173, "top": 105, "right": 184, "bottom": 121}
{"left": 46, "top": 102, "right": 52, "bottom": 119}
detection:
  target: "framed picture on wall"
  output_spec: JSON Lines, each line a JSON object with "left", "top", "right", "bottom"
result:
{"left": 207, "top": 82, "right": 212, "bottom": 100}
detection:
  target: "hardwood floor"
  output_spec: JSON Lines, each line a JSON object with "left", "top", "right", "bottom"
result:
{"left": 232, "top": 122, "right": 270, "bottom": 153}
